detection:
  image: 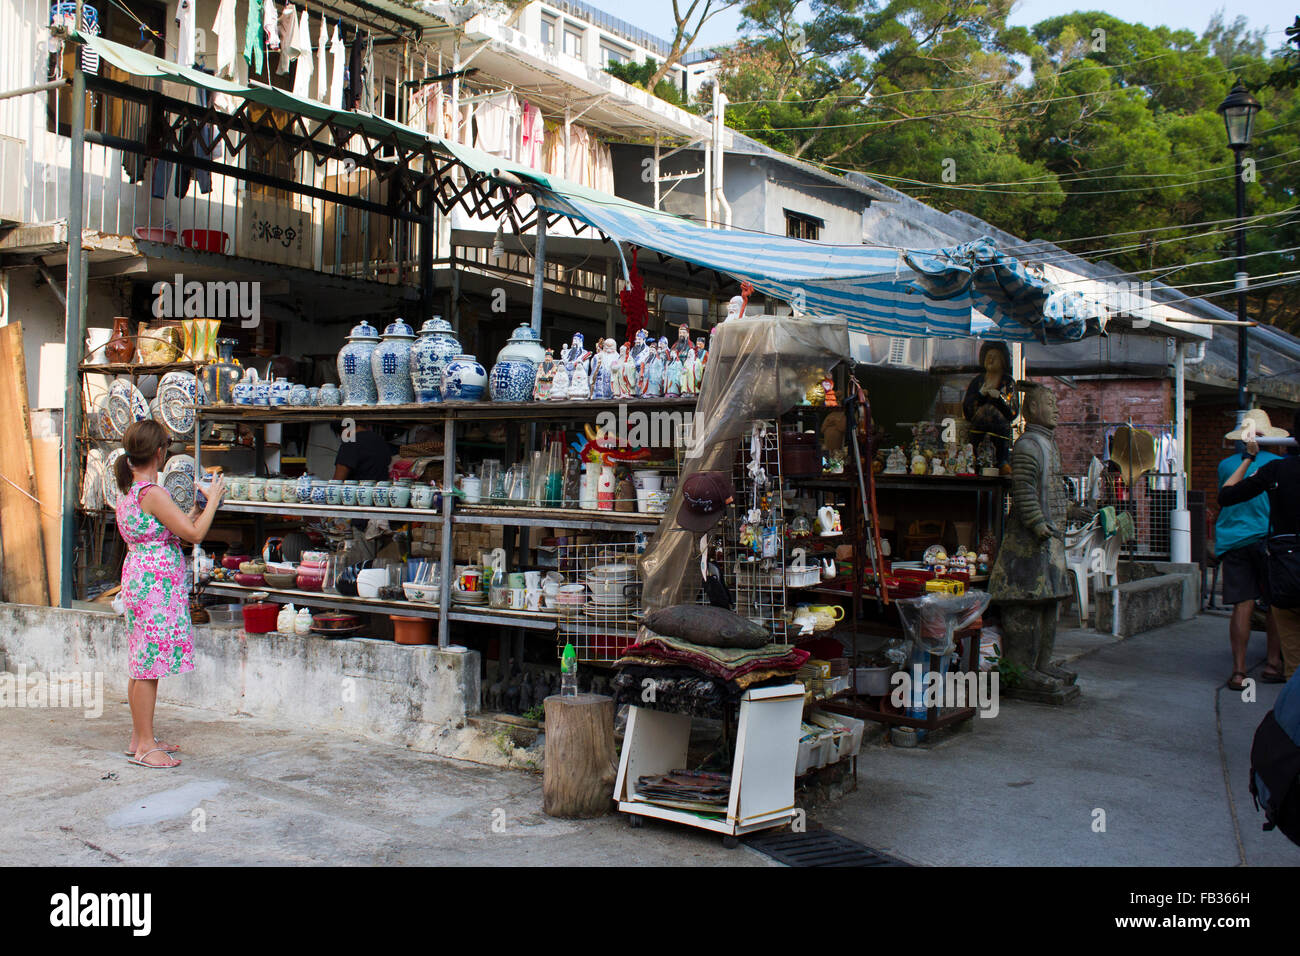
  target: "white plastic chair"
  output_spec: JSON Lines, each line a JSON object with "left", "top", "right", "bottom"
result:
{"left": 1064, "top": 517, "right": 1101, "bottom": 626}
{"left": 1092, "top": 530, "right": 1124, "bottom": 635}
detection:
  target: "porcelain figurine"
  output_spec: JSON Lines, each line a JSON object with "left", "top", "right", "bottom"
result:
{"left": 590, "top": 338, "right": 618, "bottom": 400}
{"left": 371, "top": 318, "right": 416, "bottom": 405}
{"left": 534, "top": 349, "right": 558, "bottom": 401}
{"left": 567, "top": 355, "right": 590, "bottom": 400}
{"left": 910, "top": 450, "right": 928, "bottom": 476}
{"left": 610, "top": 344, "right": 626, "bottom": 398}
{"left": 337, "top": 320, "right": 380, "bottom": 405}
{"left": 549, "top": 358, "right": 570, "bottom": 401}
{"left": 629, "top": 328, "right": 651, "bottom": 368}
{"left": 884, "top": 446, "right": 907, "bottom": 474}
{"left": 410, "top": 315, "right": 460, "bottom": 403}
{"left": 442, "top": 354, "right": 487, "bottom": 401}
{"left": 561, "top": 333, "right": 591, "bottom": 376}
{"left": 617, "top": 344, "right": 637, "bottom": 398}
{"left": 681, "top": 347, "right": 699, "bottom": 396}
{"left": 639, "top": 344, "right": 664, "bottom": 397}
{"left": 664, "top": 349, "right": 683, "bottom": 397}
{"left": 672, "top": 323, "right": 692, "bottom": 359}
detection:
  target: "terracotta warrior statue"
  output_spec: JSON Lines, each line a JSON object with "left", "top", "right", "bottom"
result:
{"left": 988, "top": 383, "right": 1078, "bottom": 702}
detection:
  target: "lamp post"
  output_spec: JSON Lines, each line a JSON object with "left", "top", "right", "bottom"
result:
{"left": 1217, "top": 81, "right": 1262, "bottom": 415}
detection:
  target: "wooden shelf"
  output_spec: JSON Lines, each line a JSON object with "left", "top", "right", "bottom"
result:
{"left": 218, "top": 499, "right": 664, "bottom": 533}
{"left": 196, "top": 396, "right": 699, "bottom": 423}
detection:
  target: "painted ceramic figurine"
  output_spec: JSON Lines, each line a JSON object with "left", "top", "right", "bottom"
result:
{"left": 617, "top": 343, "right": 638, "bottom": 398}
{"left": 885, "top": 446, "right": 907, "bottom": 474}
{"left": 591, "top": 339, "right": 618, "bottom": 400}
{"left": 664, "top": 350, "right": 683, "bottom": 397}
{"left": 629, "top": 328, "right": 651, "bottom": 368}
{"left": 962, "top": 340, "right": 1019, "bottom": 470}
{"left": 534, "top": 349, "right": 558, "bottom": 401}
{"left": 672, "top": 323, "right": 692, "bottom": 359}
{"left": 681, "top": 347, "right": 699, "bottom": 396}
{"left": 568, "top": 355, "right": 590, "bottom": 399}
{"left": 550, "top": 359, "right": 570, "bottom": 401}
{"left": 639, "top": 343, "right": 665, "bottom": 397}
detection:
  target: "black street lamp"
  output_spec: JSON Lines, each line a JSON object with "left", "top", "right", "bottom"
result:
{"left": 1217, "top": 81, "right": 1262, "bottom": 414}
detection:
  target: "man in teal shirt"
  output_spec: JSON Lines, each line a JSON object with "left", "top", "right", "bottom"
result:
{"left": 1217, "top": 411, "right": 1286, "bottom": 691}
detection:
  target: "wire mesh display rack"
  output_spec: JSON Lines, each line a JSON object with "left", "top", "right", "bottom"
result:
{"left": 715, "top": 421, "right": 789, "bottom": 647}
{"left": 556, "top": 538, "right": 646, "bottom": 664}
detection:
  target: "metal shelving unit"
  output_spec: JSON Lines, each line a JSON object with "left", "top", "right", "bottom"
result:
{"left": 197, "top": 397, "right": 692, "bottom": 647}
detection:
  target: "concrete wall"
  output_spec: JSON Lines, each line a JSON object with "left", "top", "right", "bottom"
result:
{"left": 0, "top": 602, "right": 501, "bottom": 761}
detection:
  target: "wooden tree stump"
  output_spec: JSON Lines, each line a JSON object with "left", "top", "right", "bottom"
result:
{"left": 543, "top": 694, "right": 617, "bottom": 818}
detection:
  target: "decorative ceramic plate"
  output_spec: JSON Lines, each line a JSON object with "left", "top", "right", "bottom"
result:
{"left": 94, "top": 393, "right": 120, "bottom": 441}
{"left": 82, "top": 447, "right": 105, "bottom": 511}
{"left": 102, "top": 448, "right": 126, "bottom": 509}
{"left": 161, "top": 454, "right": 197, "bottom": 511}
{"left": 156, "top": 371, "right": 203, "bottom": 437}
{"left": 107, "top": 379, "right": 149, "bottom": 437}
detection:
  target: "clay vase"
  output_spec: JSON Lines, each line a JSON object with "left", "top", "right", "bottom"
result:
{"left": 105, "top": 316, "right": 134, "bottom": 365}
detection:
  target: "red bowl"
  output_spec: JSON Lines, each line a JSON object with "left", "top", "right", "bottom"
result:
{"left": 181, "top": 228, "right": 230, "bottom": 253}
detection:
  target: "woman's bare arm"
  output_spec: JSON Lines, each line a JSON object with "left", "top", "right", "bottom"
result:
{"left": 140, "top": 477, "right": 224, "bottom": 544}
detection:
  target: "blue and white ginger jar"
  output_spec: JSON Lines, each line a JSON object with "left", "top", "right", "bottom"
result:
{"left": 410, "top": 316, "right": 461, "bottom": 403}
{"left": 442, "top": 355, "right": 487, "bottom": 402}
{"left": 337, "top": 320, "right": 380, "bottom": 405}
{"left": 489, "top": 323, "right": 546, "bottom": 402}
{"left": 371, "top": 318, "right": 416, "bottom": 406}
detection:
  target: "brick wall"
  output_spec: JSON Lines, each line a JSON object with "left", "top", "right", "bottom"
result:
{"left": 1030, "top": 376, "right": 1172, "bottom": 474}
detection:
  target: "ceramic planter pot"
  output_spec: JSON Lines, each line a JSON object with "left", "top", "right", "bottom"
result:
{"left": 489, "top": 323, "right": 545, "bottom": 402}
{"left": 442, "top": 355, "right": 487, "bottom": 402}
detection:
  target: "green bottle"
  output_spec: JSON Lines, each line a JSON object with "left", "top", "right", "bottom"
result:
{"left": 561, "top": 641, "right": 578, "bottom": 696}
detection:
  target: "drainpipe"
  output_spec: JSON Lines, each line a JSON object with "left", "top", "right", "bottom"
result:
{"left": 712, "top": 86, "right": 731, "bottom": 229}
{"left": 1170, "top": 338, "right": 1191, "bottom": 563}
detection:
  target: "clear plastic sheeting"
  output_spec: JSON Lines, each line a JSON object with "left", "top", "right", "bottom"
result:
{"left": 639, "top": 313, "right": 850, "bottom": 612}
{"left": 893, "top": 591, "right": 991, "bottom": 655}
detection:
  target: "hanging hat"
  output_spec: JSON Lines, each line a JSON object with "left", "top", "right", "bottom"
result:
{"left": 1109, "top": 424, "right": 1157, "bottom": 486}
{"left": 1225, "top": 409, "right": 1289, "bottom": 441}
{"left": 677, "top": 471, "right": 735, "bottom": 532}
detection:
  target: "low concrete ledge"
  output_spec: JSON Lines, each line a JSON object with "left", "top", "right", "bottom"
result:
{"left": 0, "top": 603, "right": 505, "bottom": 763}
{"left": 1094, "top": 563, "right": 1200, "bottom": 638}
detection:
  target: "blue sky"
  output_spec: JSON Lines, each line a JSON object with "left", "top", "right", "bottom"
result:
{"left": 585, "top": 0, "right": 1295, "bottom": 51}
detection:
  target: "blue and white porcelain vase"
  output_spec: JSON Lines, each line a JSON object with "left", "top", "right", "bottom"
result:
{"left": 253, "top": 380, "right": 272, "bottom": 406}
{"left": 288, "top": 383, "right": 309, "bottom": 406}
{"left": 270, "top": 378, "right": 292, "bottom": 407}
{"left": 410, "top": 316, "right": 460, "bottom": 403}
{"left": 371, "top": 318, "right": 416, "bottom": 406}
{"left": 489, "top": 323, "right": 546, "bottom": 402}
{"left": 442, "top": 355, "right": 488, "bottom": 402}
{"left": 336, "top": 320, "right": 380, "bottom": 405}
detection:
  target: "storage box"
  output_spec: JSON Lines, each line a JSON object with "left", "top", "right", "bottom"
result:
{"left": 809, "top": 710, "right": 866, "bottom": 762}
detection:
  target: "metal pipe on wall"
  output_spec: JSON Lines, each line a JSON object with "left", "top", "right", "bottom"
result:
{"left": 59, "top": 56, "right": 87, "bottom": 608}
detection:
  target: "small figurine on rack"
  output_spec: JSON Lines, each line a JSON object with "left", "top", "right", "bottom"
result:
{"left": 671, "top": 323, "right": 692, "bottom": 360}
{"left": 680, "top": 344, "right": 699, "bottom": 396}
{"left": 610, "top": 343, "right": 627, "bottom": 399}
{"left": 884, "top": 445, "right": 908, "bottom": 474}
{"left": 821, "top": 375, "right": 838, "bottom": 407}
{"left": 561, "top": 331, "right": 592, "bottom": 381}
{"left": 549, "top": 355, "right": 570, "bottom": 401}
{"left": 590, "top": 338, "right": 618, "bottom": 400}
{"left": 956, "top": 442, "right": 977, "bottom": 477}
{"left": 534, "top": 349, "right": 558, "bottom": 402}
{"left": 629, "top": 327, "right": 652, "bottom": 368}
{"left": 639, "top": 339, "right": 666, "bottom": 397}
{"left": 720, "top": 281, "right": 753, "bottom": 327}
{"left": 567, "top": 351, "right": 590, "bottom": 400}
{"left": 910, "top": 448, "right": 928, "bottom": 476}
{"left": 664, "top": 349, "right": 683, "bottom": 397}
{"left": 617, "top": 343, "right": 638, "bottom": 398}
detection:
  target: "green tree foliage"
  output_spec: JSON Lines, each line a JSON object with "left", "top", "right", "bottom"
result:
{"left": 702, "top": 4, "right": 1299, "bottom": 331}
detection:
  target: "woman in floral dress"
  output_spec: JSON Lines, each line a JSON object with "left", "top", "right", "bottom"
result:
{"left": 114, "top": 420, "right": 224, "bottom": 768}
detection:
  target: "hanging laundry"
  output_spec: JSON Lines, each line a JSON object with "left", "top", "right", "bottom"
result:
{"left": 542, "top": 122, "right": 564, "bottom": 176}
{"left": 521, "top": 101, "right": 544, "bottom": 169}
{"left": 243, "top": 0, "right": 266, "bottom": 75}
{"left": 315, "top": 16, "right": 329, "bottom": 102}
{"left": 276, "top": 3, "right": 297, "bottom": 74}
{"left": 263, "top": 0, "right": 280, "bottom": 52}
{"left": 290, "top": 7, "right": 312, "bottom": 96}
{"left": 328, "top": 25, "right": 346, "bottom": 109}
{"left": 175, "top": 0, "right": 196, "bottom": 67}
{"left": 568, "top": 124, "right": 590, "bottom": 186}
{"left": 344, "top": 31, "right": 364, "bottom": 110}
{"left": 473, "top": 92, "right": 518, "bottom": 158}
{"left": 361, "top": 32, "right": 375, "bottom": 113}
{"left": 212, "top": 0, "right": 238, "bottom": 78}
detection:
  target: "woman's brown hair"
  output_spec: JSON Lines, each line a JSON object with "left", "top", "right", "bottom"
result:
{"left": 115, "top": 419, "right": 170, "bottom": 493}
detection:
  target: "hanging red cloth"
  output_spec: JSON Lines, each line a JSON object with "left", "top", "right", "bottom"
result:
{"left": 619, "top": 246, "right": 649, "bottom": 344}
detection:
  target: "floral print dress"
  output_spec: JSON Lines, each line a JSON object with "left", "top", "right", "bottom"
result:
{"left": 116, "top": 481, "right": 194, "bottom": 679}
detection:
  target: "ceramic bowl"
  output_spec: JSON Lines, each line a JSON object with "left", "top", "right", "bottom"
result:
{"left": 265, "top": 482, "right": 283, "bottom": 503}
{"left": 247, "top": 478, "right": 266, "bottom": 501}
{"left": 238, "top": 560, "right": 267, "bottom": 575}
{"left": 402, "top": 582, "right": 439, "bottom": 604}
{"left": 263, "top": 571, "right": 297, "bottom": 589}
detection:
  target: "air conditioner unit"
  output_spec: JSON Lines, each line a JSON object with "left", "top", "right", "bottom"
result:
{"left": 0, "top": 134, "right": 24, "bottom": 225}
{"left": 885, "top": 336, "right": 931, "bottom": 370}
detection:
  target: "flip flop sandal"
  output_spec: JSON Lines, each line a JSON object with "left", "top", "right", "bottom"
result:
{"left": 1260, "top": 669, "right": 1286, "bottom": 684}
{"left": 127, "top": 748, "right": 181, "bottom": 769}
{"left": 1227, "top": 671, "right": 1248, "bottom": 692}
{"left": 122, "top": 738, "right": 180, "bottom": 757}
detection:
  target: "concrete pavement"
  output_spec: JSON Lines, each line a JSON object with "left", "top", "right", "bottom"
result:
{"left": 0, "top": 612, "right": 1295, "bottom": 866}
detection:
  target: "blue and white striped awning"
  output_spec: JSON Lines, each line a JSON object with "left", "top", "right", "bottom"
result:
{"left": 444, "top": 141, "right": 1108, "bottom": 343}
